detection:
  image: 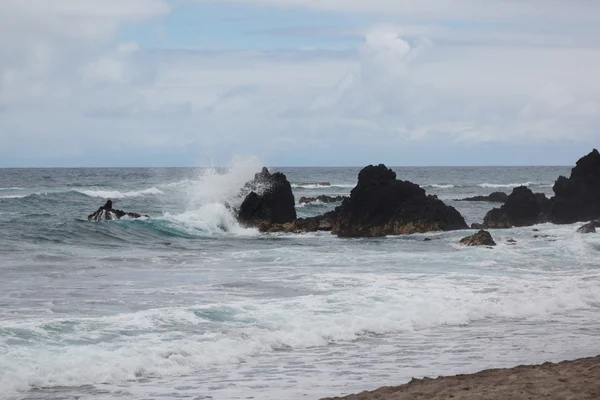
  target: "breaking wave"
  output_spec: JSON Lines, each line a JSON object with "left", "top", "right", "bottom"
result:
{"left": 2, "top": 270, "right": 599, "bottom": 395}
{"left": 78, "top": 187, "right": 164, "bottom": 198}
{"left": 423, "top": 184, "right": 455, "bottom": 189}
{"left": 292, "top": 183, "right": 355, "bottom": 189}
{"left": 478, "top": 182, "right": 536, "bottom": 189}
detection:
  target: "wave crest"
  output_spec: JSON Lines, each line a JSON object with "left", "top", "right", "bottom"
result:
{"left": 78, "top": 187, "right": 164, "bottom": 199}
{"left": 478, "top": 182, "right": 536, "bottom": 189}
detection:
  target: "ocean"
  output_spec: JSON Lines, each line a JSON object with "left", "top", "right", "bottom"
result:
{"left": 1, "top": 160, "right": 600, "bottom": 400}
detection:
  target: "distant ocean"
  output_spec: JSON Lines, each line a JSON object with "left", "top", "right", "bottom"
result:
{"left": 2, "top": 161, "right": 600, "bottom": 400}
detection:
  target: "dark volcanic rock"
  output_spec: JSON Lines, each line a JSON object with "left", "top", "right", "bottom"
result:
{"left": 88, "top": 200, "right": 146, "bottom": 221}
{"left": 238, "top": 168, "right": 297, "bottom": 226}
{"left": 330, "top": 164, "right": 468, "bottom": 237}
{"left": 457, "top": 192, "right": 508, "bottom": 203}
{"left": 483, "top": 186, "right": 547, "bottom": 228}
{"left": 460, "top": 230, "right": 496, "bottom": 246}
{"left": 298, "top": 195, "right": 346, "bottom": 204}
{"left": 550, "top": 149, "right": 600, "bottom": 224}
{"left": 254, "top": 212, "right": 337, "bottom": 233}
{"left": 576, "top": 220, "right": 600, "bottom": 234}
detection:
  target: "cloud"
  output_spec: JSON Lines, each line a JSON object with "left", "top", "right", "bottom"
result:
{"left": 1, "top": 1, "right": 599, "bottom": 166}
{"left": 194, "top": 0, "right": 600, "bottom": 22}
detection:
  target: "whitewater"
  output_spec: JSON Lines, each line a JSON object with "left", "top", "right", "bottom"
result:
{"left": 1, "top": 162, "right": 599, "bottom": 400}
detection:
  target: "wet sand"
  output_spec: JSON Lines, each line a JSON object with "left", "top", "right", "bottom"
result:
{"left": 321, "top": 355, "right": 600, "bottom": 400}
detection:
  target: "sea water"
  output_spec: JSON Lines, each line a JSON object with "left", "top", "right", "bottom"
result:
{"left": 1, "top": 161, "right": 599, "bottom": 400}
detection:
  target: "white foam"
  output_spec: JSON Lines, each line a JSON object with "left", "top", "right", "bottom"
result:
{"left": 478, "top": 182, "right": 536, "bottom": 188}
{"left": 2, "top": 271, "right": 599, "bottom": 395}
{"left": 185, "top": 156, "right": 263, "bottom": 207}
{"left": 78, "top": 187, "right": 164, "bottom": 199}
{"left": 159, "top": 156, "right": 263, "bottom": 236}
{"left": 292, "top": 183, "right": 355, "bottom": 189}
{"left": 0, "top": 194, "right": 27, "bottom": 199}
{"left": 163, "top": 204, "right": 258, "bottom": 236}
{"left": 424, "top": 184, "right": 455, "bottom": 189}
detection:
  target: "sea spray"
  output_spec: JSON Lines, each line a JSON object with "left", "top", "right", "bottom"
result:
{"left": 161, "top": 155, "right": 264, "bottom": 235}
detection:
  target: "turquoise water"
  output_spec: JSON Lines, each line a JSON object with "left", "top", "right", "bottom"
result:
{"left": 2, "top": 161, "right": 599, "bottom": 400}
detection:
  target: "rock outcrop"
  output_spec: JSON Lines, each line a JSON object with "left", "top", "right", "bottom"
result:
{"left": 457, "top": 192, "right": 508, "bottom": 203}
{"left": 460, "top": 230, "right": 496, "bottom": 246}
{"left": 576, "top": 220, "right": 600, "bottom": 234}
{"left": 550, "top": 149, "right": 600, "bottom": 224}
{"left": 238, "top": 168, "right": 297, "bottom": 226}
{"left": 87, "top": 200, "right": 146, "bottom": 221}
{"left": 299, "top": 195, "right": 346, "bottom": 204}
{"left": 482, "top": 186, "right": 549, "bottom": 228}
{"left": 253, "top": 212, "right": 337, "bottom": 233}
{"left": 330, "top": 164, "right": 468, "bottom": 237}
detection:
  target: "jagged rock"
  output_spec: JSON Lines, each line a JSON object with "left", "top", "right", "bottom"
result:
{"left": 87, "top": 200, "right": 146, "bottom": 221}
{"left": 457, "top": 192, "right": 508, "bottom": 203}
{"left": 482, "top": 186, "right": 547, "bottom": 228}
{"left": 298, "top": 195, "right": 346, "bottom": 204}
{"left": 550, "top": 149, "right": 600, "bottom": 224}
{"left": 238, "top": 168, "right": 297, "bottom": 226}
{"left": 535, "top": 193, "right": 552, "bottom": 220}
{"left": 576, "top": 220, "right": 600, "bottom": 234}
{"left": 330, "top": 164, "right": 468, "bottom": 237}
{"left": 460, "top": 230, "right": 496, "bottom": 246}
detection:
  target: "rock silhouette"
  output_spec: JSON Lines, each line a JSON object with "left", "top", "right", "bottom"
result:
{"left": 550, "top": 149, "right": 600, "bottom": 224}
{"left": 331, "top": 164, "right": 468, "bottom": 237}
{"left": 87, "top": 200, "right": 146, "bottom": 221}
{"left": 457, "top": 192, "right": 508, "bottom": 203}
{"left": 483, "top": 186, "right": 549, "bottom": 228}
{"left": 238, "top": 168, "right": 297, "bottom": 226}
{"left": 460, "top": 230, "right": 496, "bottom": 246}
{"left": 298, "top": 195, "right": 346, "bottom": 204}
{"left": 576, "top": 220, "right": 600, "bottom": 234}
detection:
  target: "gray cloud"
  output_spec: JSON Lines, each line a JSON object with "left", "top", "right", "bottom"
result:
{"left": 1, "top": 1, "right": 600, "bottom": 166}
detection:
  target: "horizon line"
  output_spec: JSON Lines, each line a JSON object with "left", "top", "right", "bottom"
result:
{"left": 0, "top": 164, "right": 575, "bottom": 169}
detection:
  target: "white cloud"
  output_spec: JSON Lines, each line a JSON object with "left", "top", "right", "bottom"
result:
{"left": 1, "top": 0, "right": 599, "bottom": 166}
{"left": 196, "top": 0, "right": 600, "bottom": 23}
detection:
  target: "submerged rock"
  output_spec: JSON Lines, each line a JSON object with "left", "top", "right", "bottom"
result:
{"left": 298, "top": 195, "right": 346, "bottom": 204}
{"left": 576, "top": 220, "right": 600, "bottom": 234}
{"left": 482, "top": 186, "right": 548, "bottom": 228}
{"left": 87, "top": 200, "right": 146, "bottom": 221}
{"left": 238, "top": 168, "right": 297, "bottom": 227}
{"left": 550, "top": 149, "right": 600, "bottom": 224}
{"left": 460, "top": 230, "right": 496, "bottom": 246}
{"left": 457, "top": 192, "right": 508, "bottom": 203}
{"left": 330, "top": 164, "right": 468, "bottom": 237}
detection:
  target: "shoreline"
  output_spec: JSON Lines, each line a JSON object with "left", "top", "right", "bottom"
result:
{"left": 321, "top": 355, "right": 600, "bottom": 400}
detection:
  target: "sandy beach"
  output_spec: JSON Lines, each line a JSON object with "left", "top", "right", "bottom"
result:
{"left": 321, "top": 355, "right": 600, "bottom": 400}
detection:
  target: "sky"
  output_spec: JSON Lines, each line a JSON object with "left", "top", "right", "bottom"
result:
{"left": 1, "top": 0, "right": 599, "bottom": 167}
